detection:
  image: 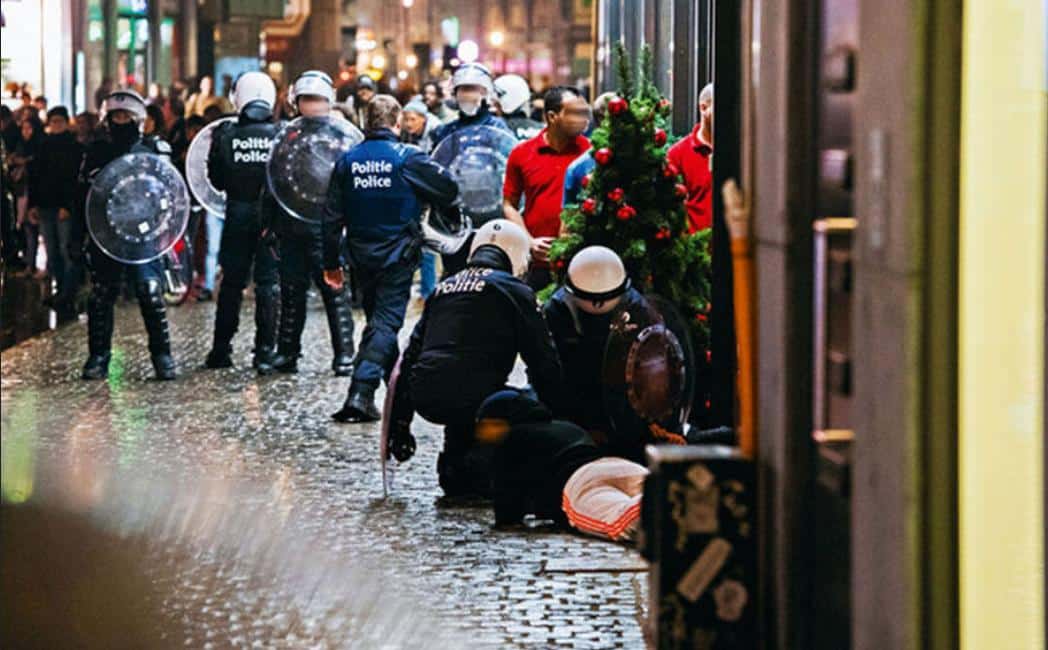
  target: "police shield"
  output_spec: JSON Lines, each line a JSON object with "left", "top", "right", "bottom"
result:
{"left": 431, "top": 125, "right": 518, "bottom": 229}
{"left": 266, "top": 116, "right": 364, "bottom": 223}
{"left": 602, "top": 295, "right": 694, "bottom": 439}
{"left": 86, "top": 153, "right": 191, "bottom": 264}
{"left": 185, "top": 115, "right": 234, "bottom": 217}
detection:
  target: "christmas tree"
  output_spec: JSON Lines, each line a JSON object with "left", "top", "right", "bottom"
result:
{"left": 548, "top": 44, "right": 713, "bottom": 350}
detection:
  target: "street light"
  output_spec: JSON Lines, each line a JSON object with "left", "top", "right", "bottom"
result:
{"left": 405, "top": 53, "right": 419, "bottom": 69}
{"left": 457, "top": 40, "right": 479, "bottom": 64}
{"left": 402, "top": 0, "right": 414, "bottom": 6}
{"left": 488, "top": 31, "right": 505, "bottom": 48}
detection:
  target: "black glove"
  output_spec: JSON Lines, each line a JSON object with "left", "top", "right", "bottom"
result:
{"left": 388, "top": 421, "right": 417, "bottom": 463}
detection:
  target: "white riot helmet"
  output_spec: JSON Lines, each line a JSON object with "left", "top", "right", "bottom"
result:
{"left": 233, "top": 71, "right": 276, "bottom": 112}
{"left": 469, "top": 219, "right": 531, "bottom": 277}
{"left": 102, "top": 90, "right": 147, "bottom": 124}
{"left": 493, "top": 74, "right": 531, "bottom": 115}
{"left": 565, "top": 246, "right": 631, "bottom": 315}
{"left": 452, "top": 63, "right": 495, "bottom": 98}
{"left": 291, "top": 70, "right": 335, "bottom": 106}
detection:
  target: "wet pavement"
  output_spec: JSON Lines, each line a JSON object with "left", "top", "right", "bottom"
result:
{"left": 1, "top": 294, "right": 649, "bottom": 649}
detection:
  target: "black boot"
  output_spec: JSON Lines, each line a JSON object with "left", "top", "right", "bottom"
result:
{"left": 270, "top": 282, "right": 306, "bottom": 374}
{"left": 332, "top": 382, "right": 381, "bottom": 423}
{"left": 206, "top": 282, "right": 241, "bottom": 368}
{"left": 322, "top": 285, "right": 355, "bottom": 377}
{"left": 81, "top": 283, "right": 117, "bottom": 380}
{"left": 138, "top": 280, "right": 176, "bottom": 380}
{"left": 253, "top": 283, "right": 280, "bottom": 375}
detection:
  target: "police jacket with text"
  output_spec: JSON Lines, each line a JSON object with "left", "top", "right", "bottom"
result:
{"left": 322, "top": 128, "right": 458, "bottom": 270}
{"left": 543, "top": 286, "right": 649, "bottom": 439}
{"left": 206, "top": 103, "right": 278, "bottom": 225}
{"left": 389, "top": 246, "right": 566, "bottom": 430}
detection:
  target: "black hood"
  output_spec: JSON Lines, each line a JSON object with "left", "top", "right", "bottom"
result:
{"left": 239, "top": 102, "right": 273, "bottom": 124}
{"left": 476, "top": 389, "right": 552, "bottom": 425}
{"left": 467, "top": 245, "right": 513, "bottom": 273}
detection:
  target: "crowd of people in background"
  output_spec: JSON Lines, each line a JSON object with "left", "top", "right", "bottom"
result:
{"left": 0, "top": 66, "right": 711, "bottom": 331}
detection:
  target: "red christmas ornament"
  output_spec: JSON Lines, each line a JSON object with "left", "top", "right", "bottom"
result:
{"left": 580, "top": 174, "right": 591, "bottom": 188}
{"left": 658, "top": 98, "right": 672, "bottom": 112}
{"left": 554, "top": 258, "right": 567, "bottom": 270}
{"left": 654, "top": 128, "right": 668, "bottom": 147}
{"left": 674, "top": 183, "right": 688, "bottom": 198}
{"left": 662, "top": 162, "right": 680, "bottom": 179}
{"left": 654, "top": 227, "right": 671, "bottom": 240}
{"left": 594, "top": 148, "right": 613, "bottom": 166}
{"left": 581, "top": 198, "right": 597, "bottom": 215}
{"left": 608, "top": 96, "right": 629, "bottom": 115}
{"left": 616, "top": 204, "right": 637, "bottom": 221}
{"left": 607, "top": 187, "right": 625, "bottom": 203}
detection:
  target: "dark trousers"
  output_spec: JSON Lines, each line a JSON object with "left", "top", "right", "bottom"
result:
{"left": 351, "top": 260, "right": 416, "bottom": 389}
{"left": 212, "top": 205, "right": 280, "bottom": 353}
{"left": 84, "top": 243, "right": 167, "bottom": 356}
{"left": 278, "top": 233, "right": 354, "bottom": 360}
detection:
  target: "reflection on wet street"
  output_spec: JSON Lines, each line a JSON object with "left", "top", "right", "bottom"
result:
{"left": 1, "top": 298, "right": 647, "bottom": 648}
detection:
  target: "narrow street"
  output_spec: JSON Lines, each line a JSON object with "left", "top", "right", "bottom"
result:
{"left": 1, "top": 296, "right": 648, "bottom": 648}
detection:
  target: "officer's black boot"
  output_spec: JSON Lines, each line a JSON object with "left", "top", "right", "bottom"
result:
{"left": 81, "top": 284, "right": 117, "bottom": 380}
{"left": 253, "top": 283, "right": 279, "bottom": 375}
{"left": 270, "top": 283, "right": 306, "bottom": 374}
{"left": 332, "top": 382, "right": 381, "bottom": 423}
{"left": 138, "top": 280, "right": 176, "bottom": 380}
{"left": 205, "top": 284, "right": 241, "bottom": 368}
{"left": 322, "top": 285, "right": 355, "bottom": 377}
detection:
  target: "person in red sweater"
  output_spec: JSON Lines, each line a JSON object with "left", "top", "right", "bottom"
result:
{"left": 667, "top": 83, "right": 713, "bottom": 232}
{"left": 503, "top": 86, "right": 591, "bottom": 290}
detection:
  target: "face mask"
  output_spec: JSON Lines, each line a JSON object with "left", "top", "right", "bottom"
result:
{"left": 110, "top": 121, "right": 139, "bottom": 145}
{"left": 458, "top": 99, "right": 481, "bottom": 117}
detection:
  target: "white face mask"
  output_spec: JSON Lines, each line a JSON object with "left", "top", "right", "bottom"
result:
{"left": 458, "top": 100, "right": 481, "bottom": 117}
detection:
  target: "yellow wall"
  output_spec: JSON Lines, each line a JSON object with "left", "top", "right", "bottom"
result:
{"left": 959, "top": 0, "right": 1048, "bottom": 648}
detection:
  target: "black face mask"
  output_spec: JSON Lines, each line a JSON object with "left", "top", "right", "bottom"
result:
{"left": 109, "top": 121, "right": 139, "bottom": 147}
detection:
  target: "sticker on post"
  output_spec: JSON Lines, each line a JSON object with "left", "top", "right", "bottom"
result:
{"left": 676, "top": 537, "right": 732, "bottom": 603}
{"left": 138, "top": 221, "right": 151, "bottom": 234}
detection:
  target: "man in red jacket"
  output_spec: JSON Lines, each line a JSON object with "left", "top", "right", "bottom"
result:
{"left": 667, "top": 83, "right": 713, "bottom": 233}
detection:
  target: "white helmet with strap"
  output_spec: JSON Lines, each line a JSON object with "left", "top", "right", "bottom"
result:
{"left": 565, "top": 245, "right": 630, "bottom": 314}
{"left": 233, "top": 71, "right": 276, "bottom": 112}
{"left": 469, "top": 219, "right": 531, "bottom": 277}
{"left": 102, "top": 89, "right": 147, "bottom": 123}
{"left": 493, "top": 74, "right": 531, "bottom": 115}
{"left": 451, "top": 62, "right": 495, "bottom": 97}
{"left": 292, "top": 70, "right": 335, "bottom": 105}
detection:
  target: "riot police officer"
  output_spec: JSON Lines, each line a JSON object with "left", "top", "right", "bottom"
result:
{"left": 322, "top": 95, "right": 459, "bottom": 423}
{"left": 426, "top": 63, "right": 512, "bottom": 149}
{"left": 494, "top": 74, "right": 543, "bottom": 141}
{"left": 204, "top": 71, "right": 281, "bottom": 374}
{"left": 386, "top": 220, "right": 566, "bottom": 497}
{"left": 543, "top": 246, "right": 667, "bottom": 463}
{"left": 79, "top": 89, "right": 177, "bottom": 381}
{"left": 266, "top": 71, "right": 356, "bottom": 376}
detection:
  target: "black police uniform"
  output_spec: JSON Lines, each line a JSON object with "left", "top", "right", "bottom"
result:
{"left": 479, "top": 389, "right": 603, "bottom": 527}
{"left": 387, "top": 245, "right": 566, "bottom": 496}
{"left": 543, "top": 285, "right": 651, "bottom": 463}
{"left": 204, "top": 102, "right": 280, "bottom": 371}
{"left": 79, "top": 124, "right": 176, "bottom": 380}
{"left": 264, "top": 193, "right": 356, "bottom": 376}
{"left": 426, "top": 104, "right": 514, "bottom": 278}
{"left": 322, "top": 127, "right": 459, "bottom": 422}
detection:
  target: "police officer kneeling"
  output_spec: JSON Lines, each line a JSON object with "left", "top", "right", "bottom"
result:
{"left": 322, "top": 95, "right": 459, "bottom": 422}
{"left": 80, "top": 90, "right": 177, "bottom": 381}
{"left": 386, "top": 220, "right": 566, "bottom": 497}
{"left": 543, "top": 246, "right": 672, "bottom": 464}
{"left": 204, "top": 71, "right": 281, "bottom": 373}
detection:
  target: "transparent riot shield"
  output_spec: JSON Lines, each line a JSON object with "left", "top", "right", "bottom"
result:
{"left": 185, "top": 115, "right": 234, "bottom": 217}
{"left": 266, "top": 116, "right": 365, "bottom": 223}
{"left": 430, "top": 125, "right": 519, "bottom": 229}
{"left": 85, "top": 153, "right": 191, "bottom": 264}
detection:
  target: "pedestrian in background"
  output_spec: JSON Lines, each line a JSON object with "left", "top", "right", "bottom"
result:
{"left": 28, "top": 106, "right": 83, "bottom": 305}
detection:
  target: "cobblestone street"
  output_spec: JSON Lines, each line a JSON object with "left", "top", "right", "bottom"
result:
{"left": 1, "top": 295, "right": 649, "bottom": 649}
